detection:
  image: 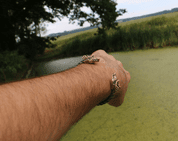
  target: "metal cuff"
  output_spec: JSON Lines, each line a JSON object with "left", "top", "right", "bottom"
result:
{"left": 78, "top": 55, "right": 120, "bottom": 106}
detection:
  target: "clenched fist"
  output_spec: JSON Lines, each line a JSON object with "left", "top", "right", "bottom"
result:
{"left": 91, "top": 49, "right": 131, "bottom": 107}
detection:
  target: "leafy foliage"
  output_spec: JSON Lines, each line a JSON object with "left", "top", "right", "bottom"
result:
{"left": 0, "top": 0, "right": 126, "bottom": 53}
{"left": 0, "top": 50, "right": 28, "bottom": 83}
{"left": 17, "top": 35, "right": 57, "bottom": 61}
{"left": 0, "top": 0, "right": 127, "bottom": 83}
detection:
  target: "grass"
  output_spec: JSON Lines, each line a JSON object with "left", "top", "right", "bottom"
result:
{"left": 33, "top": 11, "right": 178, "bottom": 63}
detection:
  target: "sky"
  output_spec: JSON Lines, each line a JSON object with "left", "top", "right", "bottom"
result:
{"left": 42, "top": 0, "right": 178, "bottom": 36}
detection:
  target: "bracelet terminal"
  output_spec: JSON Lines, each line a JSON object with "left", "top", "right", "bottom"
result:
{"left": 78, "top": 55, "right": 120, "bottom": 105}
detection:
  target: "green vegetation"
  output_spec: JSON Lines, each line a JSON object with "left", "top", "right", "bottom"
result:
{"left": 34, "top": 11, "right": 178, "bottom": 63}
{"left": 1, "top": 0, "right": 124, "bottom": 84}
{"left": 1, "top": 11, "right": 178, "bottom": 84}
{"left": 0, "top": 50, "right": 31, "bottom": 84}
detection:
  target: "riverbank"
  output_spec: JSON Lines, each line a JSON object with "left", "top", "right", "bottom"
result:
{"left": 25, "top": 46, "right": 177, "bottom": 78}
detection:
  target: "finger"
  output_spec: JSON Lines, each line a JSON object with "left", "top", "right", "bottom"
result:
{"left": 91, "top": 49, "right": 108, "bottom": 57}
{"left": 118, "top": 61, "right": 131, "bottom": 83}
{"left": 117, "top": 60, "right": 123, "bottom": 67}
{"left": 108, "top": 54, "right": 117, "bottom": 62}
{"left": 126, "top": 71, "right": 131, "bottom": 83}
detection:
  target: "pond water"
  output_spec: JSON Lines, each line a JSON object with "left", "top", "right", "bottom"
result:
{"left": 30, "top": 47, "right": 178, "bottom": 141}
{"left": 28, "top": 54, "right": 90, "bottom": 78}
{"left": 61, "top": 47, "right": 178, "bottom": 141}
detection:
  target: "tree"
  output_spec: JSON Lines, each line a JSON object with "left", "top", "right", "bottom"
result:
{"left": 0, "top": 0, "right": 16, "bottom": 52}
{"left": 0, "top": 0, "right": 127, "bottom": 56}
{"left": 29, "top": 19, "right": 48, "bottom": 37}
{"left": 0, "top": 0, "right": 55, "bottom": 51}
{"left": 66, "top": 0, "right": 127, "bottom": 36}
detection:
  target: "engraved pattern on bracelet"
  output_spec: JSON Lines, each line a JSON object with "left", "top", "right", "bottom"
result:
{"left": 79, "top": 55, "right": 100, "bottom": 64}
{"left": 79, "top": 55, "right": 120, "bottom": 105}
{"left": 112, "top": 73, "right": 120, "bottom": 92}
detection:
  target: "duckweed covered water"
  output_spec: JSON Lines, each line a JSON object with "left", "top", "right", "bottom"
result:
{"left": 60, "top": 47, "right": 178, "bottom": 141}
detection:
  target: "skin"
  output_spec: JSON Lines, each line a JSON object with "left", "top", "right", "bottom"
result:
{"left": 0, "top": 49, "right": 130, "bottom": 141}
{"left": 91, "top": 49, "right": 131, "bottom": 107}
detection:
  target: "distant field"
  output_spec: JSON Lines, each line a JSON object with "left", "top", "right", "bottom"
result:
{"left": 34, "top": 11, "right": 178, "bottom": 63}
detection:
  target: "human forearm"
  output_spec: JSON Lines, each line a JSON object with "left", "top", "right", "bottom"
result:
{"left": 0, "top": 75, "right": 67, "bottom": 141}
{"left": 0, "top": 62, "right": 112, "bottom": 141}
{"left": 57, "top": 63, "right": 112, "bottom": 123}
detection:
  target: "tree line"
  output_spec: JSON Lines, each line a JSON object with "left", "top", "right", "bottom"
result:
{"left": 0, "top": 0, "right": 126, "bottom": 61}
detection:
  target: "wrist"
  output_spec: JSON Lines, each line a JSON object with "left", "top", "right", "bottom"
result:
{"left": 77, "top": 62, "right": 112, "bottom": 102}
{"left": 77, "top": 54, "right": 123, "bottom": 106}
{"left": 77, "top": 61, "right": 114, "bottom": 105}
